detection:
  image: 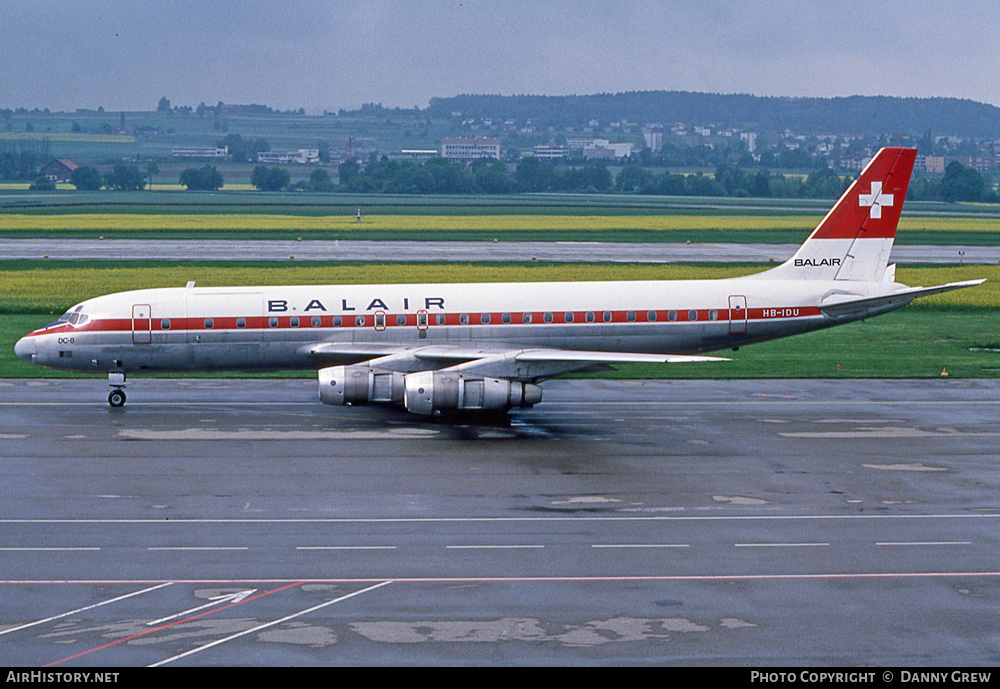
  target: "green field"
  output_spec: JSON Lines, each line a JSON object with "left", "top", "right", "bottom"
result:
{"left": 2, "top": 261, "right": 996, "bottom": 379}
{"left": 3, "top": 191, "right": 998, "bottom": 244}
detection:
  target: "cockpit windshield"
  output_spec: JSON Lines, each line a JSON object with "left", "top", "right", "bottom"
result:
{"left": 46, "top": 304, "right": 87, "bottom": 328}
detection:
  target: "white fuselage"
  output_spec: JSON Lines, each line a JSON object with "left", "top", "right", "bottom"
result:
{"left": 16, "top": 273, "right": 892, "bottom": 376}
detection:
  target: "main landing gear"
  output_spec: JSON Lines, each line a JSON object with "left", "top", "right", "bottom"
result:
{"left": 108, "top": 372, "right": 127, "bottom": 407}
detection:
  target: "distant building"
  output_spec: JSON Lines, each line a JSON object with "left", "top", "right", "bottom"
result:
{"left": 257, "top": 149, "right": 320, "bottom": 164}
{"left": 921, "top": 155, "right": 945, "bottom": 174}
{"left": 441, "top": 137, "right": 501, "bottom": 163}
{"left": 393, "top": 149, "right": 439, "bottom": 160}
{"left": 643, "top": 131, "right": 663, "bottom": 152}
{"left": 533, "top": 144, "right": 566, "bottom": 160}
{"left": 954, "top": 155, "right": 997, "bottom": 173}
{"left": 582, "top": 139, "right": 633, "bottom": 160}
{"left": 40, "top": 158, "right": 78, "bottom": 183}
{"left": 740, "top": 132, "right": 757, "bottom": 153}
{"left": 172, "top": 146, "right": 229, "bottom": 159}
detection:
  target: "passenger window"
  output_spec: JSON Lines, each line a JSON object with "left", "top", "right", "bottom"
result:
{"left": 355, "top": 315, "right": 365, "bottom": 327}
{"left": 689, "top": 310, "right": 698, "bottom": 321}
{"left": 585, "top": 312, "right": 595, "bottom": 323}
{"left": 647, "top": 311, "right": 657, "bottom": 322}
{"left": 543, "top": 312, "right": 553, "bottom": 323}
{"left": 397, "top": 314, "right": 407, "bottom": 326}
{"left": 290, "top": 316, "right": 299, "bottom": 327}
{"left": 460, "top": 313, "right": 469, "bottom": 325}
{"left": 436, "top": 314, "right": 446, "bottom": 325}
{"left": 204, "top": 318, "right": 214, "bottom": 329}
{"left": 269, "top": 317, "right": 278, "bottom": 328}
{"left": 161, "top": 319, "right": 171, "bottom": 330}
{"left": 333, "top": 316, "right": 342, "bottom": 327}
{"left": 237, "top": 317, "right": 246, "bottom": 328}
{"left": 481, "top": 313, "right": 491, "bottom": 324}
{"left": 603, "top": 311, "right": 612, "bottom": 322}
{"left": 523, "top": 312, "right": 533, "bottom": 323}
{"left": 564, "top": 312, "right": 574, "bottom": 323}
{"left": 627, "top": 311, "right": 636, "bottom": 322}
{"left": 311, "top": 316, "right": 321, "bottom": 327}
{"left": 502, "top": 313, "right": 511, "bottom": 324}
{"left": 709, "top": 310, "right": 718, "bottom": 321}
{"left": 668, "top": 311, "right": 677, "bottom": 321}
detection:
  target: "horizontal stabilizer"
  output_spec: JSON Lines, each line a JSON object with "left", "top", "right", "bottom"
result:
{"left": 820, "top": 279, "right": 985, "bottom": 319}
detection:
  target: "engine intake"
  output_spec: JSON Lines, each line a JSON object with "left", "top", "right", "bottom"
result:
{"left": 318, "top": 365, "right": 405, "bottom": 405}
{"left": 403, "top": 371, "right": 542, "bottom": 415}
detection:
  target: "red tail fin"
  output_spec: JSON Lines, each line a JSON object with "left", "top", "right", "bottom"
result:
{"left": 811, "top": 147, "right": 916, "bottom": 240}
{"left": 761, "top": 147, "right": 917, "bottom": 283}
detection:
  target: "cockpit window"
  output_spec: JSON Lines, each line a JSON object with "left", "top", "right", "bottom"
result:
{"left": 47, "top": 306, "right": 84, "bottom": 329}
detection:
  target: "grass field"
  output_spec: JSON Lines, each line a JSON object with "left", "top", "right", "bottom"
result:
{"left": 2, "top": 261, "right": 996, "bottom": 379}
{"left": 3, "top": 211, "right": 999, "bottom": 244}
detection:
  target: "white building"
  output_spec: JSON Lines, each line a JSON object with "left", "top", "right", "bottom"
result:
{"left": 172, "top": 146, "right": 229, "bottom": 158}
{"left": 583, "top": 139, "right": 634, "bottom": 160}
{"left": 257, "top": 149, "right": 320, "bottom": 164}
{"left": 533, "top": 144, "right": 566, "bottom": 159}
{"left": 643, "top": 131, "right": 663, "bottom": 152}
{"left": 441, "top": 137, "right": 501, "bottom": 163}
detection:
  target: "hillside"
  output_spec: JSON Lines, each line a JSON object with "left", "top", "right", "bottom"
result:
{"left": 425, "top": 91, "right": 1000, "bottom": 139}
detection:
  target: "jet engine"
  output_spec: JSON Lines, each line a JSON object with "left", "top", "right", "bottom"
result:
{"left": 318, "top": 365, "right": 405, "bottom": 405}
{"left": 402, "top": 371, "right": 542, "bottom": 415}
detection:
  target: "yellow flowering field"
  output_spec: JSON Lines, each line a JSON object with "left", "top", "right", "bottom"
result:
{"left": 2, "top": 212, "right": 998, "bottom": 234}
{"left": 2, "top": 262, "right": 995, "bottom": 313}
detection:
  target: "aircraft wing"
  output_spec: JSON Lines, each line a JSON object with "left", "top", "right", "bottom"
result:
{"left": 305, "top": 341, "right": 726, "bottom": 380}
{"left": 820, "top": 279, "right": 985, "bottom": 319}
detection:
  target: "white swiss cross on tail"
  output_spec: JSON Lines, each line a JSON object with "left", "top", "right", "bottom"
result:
{"left": 858, "top": 181, "right": 893, "bottom": 219}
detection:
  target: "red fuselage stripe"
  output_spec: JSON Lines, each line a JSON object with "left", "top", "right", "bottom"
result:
{"left": 29, "top": 306, "right": 823, "bottom": 338}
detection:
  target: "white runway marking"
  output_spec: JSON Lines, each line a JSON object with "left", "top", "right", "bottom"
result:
{"left": 0, "top": 582, "right": 173, "bottom": 637}
{"left": 296, "top": 546, "right": 397, "bottom": 551}
{"left": 735, "top": 543, "right": 830, "bottom": 548}
{"left": 876, "top": 541, "right": 972, "bottom": 547}
{"left": 3, "top": 513, "right": 996, "bottom": 525}
{"left": 148, "top": 547, "right": 248, "bottom": 551}
{"left": 0, "top": 547, "right": 100, "bottom": 551}
{"left": 592, "top": 544, "right": 690, "bottom": 549}
{"left": 148, "top": 580, "right": 393, "bottom": 667}
{"left": 446, "top": 545, "right": 545, "bottom": 550}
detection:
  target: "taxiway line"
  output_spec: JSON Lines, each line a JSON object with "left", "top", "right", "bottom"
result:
{"left": 148, "top": 580, "right": 393, "bottom": 667}
{"left": 0, "top": 582, "right": 173, "bottom": 638}
{"left": 6, "top": 572, "right": 1000, "bottom": 587}
{"left": 43, "top": 580, "right": 303, "bottom": 667}
{"left": 1, "top": 513, "right": 997, "bottom": 525}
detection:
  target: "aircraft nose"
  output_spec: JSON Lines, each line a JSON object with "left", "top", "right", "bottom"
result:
{"left": 14, "top": 336, "right": 35, "bottom": 363}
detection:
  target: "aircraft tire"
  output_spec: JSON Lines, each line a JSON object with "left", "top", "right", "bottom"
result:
{"left": 108, "top": 389, "right": 126, "bottom": 407}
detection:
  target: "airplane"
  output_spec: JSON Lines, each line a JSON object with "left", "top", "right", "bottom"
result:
{"left": 13, "top": 147, "right": 984, "bottom": 415}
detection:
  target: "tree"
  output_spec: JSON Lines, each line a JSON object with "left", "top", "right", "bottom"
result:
{"left": 144, "top": 162, "right": 159, "bottom": 190}
{"left": 250, "top": 165, "right": 290, "bottom": 191}
{"left": 157, "top": 97, "right": 172, "bottom": 113}
{"left": 70, "top": 166, "right": 102, "bottom": 190}
{"left": 103, "top": 164, "right": 146, "bottom": 191}
{"left": 178, "top": 165, "right": 224, "bottom": 191}
{"left": 939, "top": 161, "right": 986, "bottom": 202}
{"left": 308, "top": 168, "right": 334, "bottom": 192}
{"left": 29, "top": 176, "right": 55, "bottom": 191}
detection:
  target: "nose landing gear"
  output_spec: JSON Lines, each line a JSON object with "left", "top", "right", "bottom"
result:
{"left": 108, "top": 372, "right": 127, "bottom": 407}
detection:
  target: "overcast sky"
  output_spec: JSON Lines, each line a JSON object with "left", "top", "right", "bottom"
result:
{"left": 2, "top": 0, "right": 998, "bottom": 112}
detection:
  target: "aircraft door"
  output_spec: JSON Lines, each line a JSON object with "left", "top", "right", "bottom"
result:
{"left": 132, "top": 304, "right": 151, "bottom": 344}
{"left": 729, "top": 295, "right": 747, "bottom": 334}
